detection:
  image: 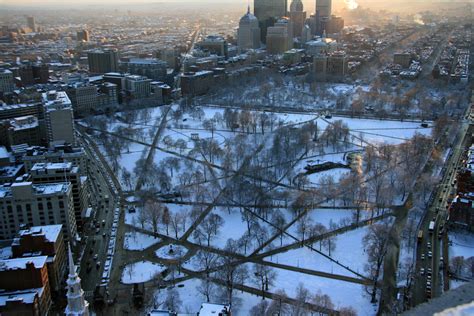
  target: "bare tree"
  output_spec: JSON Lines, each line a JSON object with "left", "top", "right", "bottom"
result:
{"left": 144, "top": 200, "right": 163, "bottom": 236}
{"left": 291, "top": 283, "right": 310, "bottom": 316}
{"left": 252, "top": 264, "right": 277, "bottom": 299}
{"left": 217, "top": 239, "right": 248, "bottom": 306}
{"left": 363, "top": 221, "right": 391, "bottom": 303}
{"left": 164, "top": 287, "right": 182, "bottom": 312}
{"left": 197, "top": 277, "right": 215, "bottom": 303}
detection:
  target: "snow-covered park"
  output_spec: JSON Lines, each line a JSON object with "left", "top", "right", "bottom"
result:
{"left": 84, "top": 99, "right": 437, "bottom": 315}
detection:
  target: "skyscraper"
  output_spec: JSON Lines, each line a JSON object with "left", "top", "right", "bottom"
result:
{"left": 42, "top": 91, "right": 76, "bottom": 146}
{"left": 26, "top": 16, "right": 36, "bottom": 32}
{"left": 289, "top": 0, "right": 306, "bottom": 38}
{"left": 238, "top": 6, "right": 261, "bottom": 51}
{"left": 316, "top": 0, "right": 332, "bottom": 18}
{"left": 254, "top": 0, "right": 288, "bottom": 43}
{"left": 87, "top": 49, "right": 119, "bottom": 74}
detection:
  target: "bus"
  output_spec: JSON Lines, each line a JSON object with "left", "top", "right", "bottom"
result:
{"left": 417, "top": 230, "right": 423, "bottom": 242}
{"left": 428, "top": 221, "right": 435, "bottom": 232}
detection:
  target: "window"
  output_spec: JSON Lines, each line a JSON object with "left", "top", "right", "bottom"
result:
{"left": 26, "top": 204, "right": 31, "bottom": 213}
{"left": 38, "top": 203, "right": 43, "bottom": 210}
{"left": 59, "top": 201, "right": 64, "bottom": 208}
{"left": 47, "top": 202, "right": 52, "bottom": 210}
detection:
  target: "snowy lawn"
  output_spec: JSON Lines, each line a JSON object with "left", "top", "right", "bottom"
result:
{"left": 123, "top": 231, "right": 161, "bottom": 251}
{"left": 121, "top": 260, "right": 166, "bottom": 284}
{"left": 449, "top": 230, "right": 474, "bottom": 258}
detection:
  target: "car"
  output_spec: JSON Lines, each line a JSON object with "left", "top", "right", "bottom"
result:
{"left": 96, "top": 261, "right": 101, "bottom": 269}
{"left": 427, "top": 275, "right": 432, "bottom": 281}
{"left": 421, "top": 253, "right": 425, "bottom": 260}
{"left": 420, "top": 268, "right": 425, "bottom": 275}
{"left": 426, "top": 281, "right": 431, "bottom": 289}
{"left": 95, "top": 228, "right": 100, "bottom": 234}
{"left": 428, "top": 251, "right": 433, "bottom": 258}
{"left": 93, "top": 254, "right": 98, "bottom": 261}
{"left": 427, "top": 268, "right": 432, "bottom": 276}
{"left": 102, "top": 233, "right": 106, "bottom": 238}
{"left": 427, "top": 242, "right": 431, "bottom": 249}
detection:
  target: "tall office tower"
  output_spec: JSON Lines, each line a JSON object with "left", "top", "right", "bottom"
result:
{"left": 237, "top": 6, "right": 261, "bottom": 51}
{"left": 0, "top": 69, "right": 14, "bottom": 93}
{"left": 76, "top": 29, "right": 89, "bottom": 42}
{"left": 316, "top": 0, "right": 332, "bottom": 18}
{"left": 254, "top": 0, "right": 288, "bottom": 43}
{"left": 87, "top": 49, "right": 118, "bottom": 74}
{"left": 42, "top": 91, "right": 76, "bottom": 146}
{"left": 289, "top": 0, "right": 306, "bottom": 38}
{"left": 266, "top": 17, "right": 293, "bottom": 54}
{"left": 26, "top": 16, "right": 36, "bottom": 32}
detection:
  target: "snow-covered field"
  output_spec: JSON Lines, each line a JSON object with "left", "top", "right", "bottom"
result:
{"left": 87, "top": 101, "right": 434, "bottom": 315}
{"left": 121, "top": 261, "right": 165, "bottom": 284}
{"left": 123, "top": 231, "right": 161, "bottom": 251}
{"left": 449, "top": 230, "right": 474, "bottom": 259}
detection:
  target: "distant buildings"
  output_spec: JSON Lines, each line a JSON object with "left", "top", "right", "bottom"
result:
{"left": 316, "top": 0, "right": 332, "bottom": 18}
{"left": 254, "top": 0, "right": 288, "bottom": 43}
{"left": 87, "top": 49, "right": 119, "bottom": 74}
{"left": 18, "top": 63, "right": 49, "bottom": 85}
{"left": 126, "top": 58, "right": 167, "bottom": 81}
{"left": 42, "top": 91, "right": 76, "bottom": 146}
{"left": 76, "top": 29, "right": 89, "bottom": 42}
{"left": 125, "top": 75, "right": 152, "bottom": 99}
{"left": 26, "top": 16, "right": 36, "bottom": 32}
{"left": 266, "top": 18, "right": 293, "bottom": 55}
{"left": 66, "top": 84, "right": 97, "bottom": 117}
{"left": 196, "top": 36, "right": 229, "bottom": 58}
{"left": 313, "top": 51, "right": 348, "bottom": 78}
{"left": 237, "top": 7, "right": 261, "bottom": 52}
{"left": 289, "top": 0, "right": 306, "bottom": 38}
{"left": 0, "top": 69, "right": 14, "bottom": 93}
{"left": 180, "top": 71, "right": 214, "bottom": 96}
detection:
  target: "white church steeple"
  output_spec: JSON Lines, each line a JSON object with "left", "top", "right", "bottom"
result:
{"left": 65, "top": 244, "right": 90, "bottom": 316}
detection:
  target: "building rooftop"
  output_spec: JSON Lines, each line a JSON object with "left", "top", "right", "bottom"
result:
{"left": 0, "top": 182, "right": 70, "bottom": 198}
{"left": 0, "top": 288, "right": 43, "bottom": 307}
{"left": 15, "top": 225, "right": 63, "bottom": 245}
{"left": 9, "top": 115, "right": 39, "bottom": 131}
{"left": 42, "top": 91, "right": 72, "bottom": 110}
{"left": 0, "top": 256, "right": 48, "bottom": 271}
{"left": 0, "top": 146, "right": 9, "bottom": 159}
{"left": 31, "top": 162, "right": 73, "bottom": 172}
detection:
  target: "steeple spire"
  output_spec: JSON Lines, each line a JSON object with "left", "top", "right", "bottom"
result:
{"left": 68, "top": 243, "right": 75, "bottom": 277}
{"left": 247, "top": 1, "right": 250, "bottom": 14}
{"left": 65, "top": 244, "right": 90, "bottom": 316}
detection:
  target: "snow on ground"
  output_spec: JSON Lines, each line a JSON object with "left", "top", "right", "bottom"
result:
{"left": 121, "top": 260, "right": 165, "bottom": 284}
{"left": 269, "top": 265, "right": 376, "bottom": 315}
{"left": 123, "top": 231, "right": 161, "bottom": 251}
{"left": 155, "top": 244, "right": 188, "bottom": 260}
{"left": 266, "top": 226, "right": 369, "bottom": 278}
{"left": 209, "top": 208, "right": 249, "bottom": 250}
{"left": 449, "top": 230, "right": 474, "bottom": 259}
{"left": 318, "top": 116, "right": 431, "bottom": 145}
{"left": 150, "top": 277, "right": 273, "bottom": 315}
{"left": 449, "top": 279, "right": 468, "bottom": 290}
{"left": 0, "top": 246, "right": 11, "bottom": 259}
